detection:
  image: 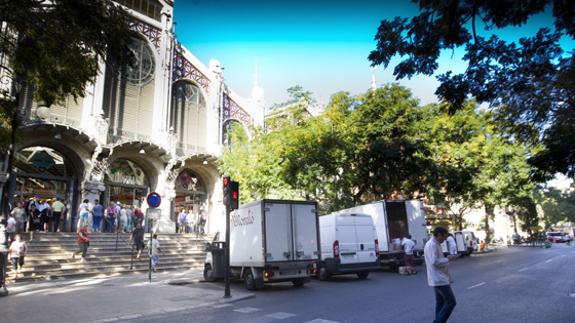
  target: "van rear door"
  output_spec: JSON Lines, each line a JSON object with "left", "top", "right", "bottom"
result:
{"left": 354, "top": 215, "right": 377, "bottom": 263}
{"left": 292, "top": 203, "right": 319, "bottom": 261}
{"left": 264, "top": 202, "right": 293, "bottom": 262}
{"left": 406, "top": 200, "right": 427, "bottom": 250}
{"left": 336, "top": 215, "right": 357, "bottom": 265}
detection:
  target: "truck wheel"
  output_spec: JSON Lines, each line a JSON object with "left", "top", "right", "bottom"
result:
{"left": 318, "top": 267, "right": 331, "bottom": 281}
{"left": 244, "top": 270, "right": 257, "bottom": 291}
{"left": 292, "top": 278, "right": 306, "bottom": 287}
{"left": 203, "top": 265, "right": 214, "bottom": 282}
{"left": 357, "top": 271, "right": 369, "bottom": 279}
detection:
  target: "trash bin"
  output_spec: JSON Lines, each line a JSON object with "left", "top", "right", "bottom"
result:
{"left": 207, "top": 241, "right": 226, "bottom": 279}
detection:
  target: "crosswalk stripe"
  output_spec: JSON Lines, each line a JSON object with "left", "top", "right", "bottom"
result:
{"left": 265, "top": 312, "right": 297, "bottom": 319}
{"left": 233, "top": 307, "right": 261, "bottom": 314}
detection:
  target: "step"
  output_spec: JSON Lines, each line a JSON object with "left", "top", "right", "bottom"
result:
{"left": 18, "top": 254, "right": 206, "bottom": 268}
{"left": 9, "top": 264, "right": 204, "bottom": 283}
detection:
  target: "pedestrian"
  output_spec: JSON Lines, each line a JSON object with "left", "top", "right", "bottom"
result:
{"left": 78, "top": 199, "right": 90, "bottom": 228}
{"left": 29, "top": 204, "right": 42, "bottom": 232}
{"left": 186, "top": 208, "right": 195, "bottom": 234}
{"left": 131, "top": 222, "right": 145, "bottom": 258}
{"left": 105, "top": 202, "right": 117, "bottom": 233}
{"left": 8, "top": 234, "right": 28, "bottom": 279}
{"left": 51, "top": 197, "right": 66, "bottom": 232}
{"left": 424, "top": 226, "right": 458, "bottom": 323}
{"left": 11, "top": 202, "right": 26, "bottom": 233}
{"left": 119, "top": 204, "right": 128, "bottom": 233}
{"left": 446, "top": 234, "right": 458, "bottom": 256}
{"left": 150, "top": 234, "right": 161, "bottom": 272}
{"left": 72, "top": 223, "right": 90, "bottom": 262}
{"left": 401, "top": 234, "right": 417, "bottom": 274}
{"left": 198, "top": 209, "right": 207, "bottom": 235}
{"left": 177, "top": 208, "right": 187, "bottom": 233}
{"left": 6, "top": 213, "right": 17, "bottom": 243}
{"left": 92, "top": 200, "right": 104, "bottom": 232}
{"left": 125, "top": 205, "right": 133, "bottom": 232}
{"left": 37, "top": 199, "right": 51, "bottom": 231}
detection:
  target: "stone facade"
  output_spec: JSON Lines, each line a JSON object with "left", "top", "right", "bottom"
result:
{"left": 9, "top": 0, "right": 262, "bottom": 234}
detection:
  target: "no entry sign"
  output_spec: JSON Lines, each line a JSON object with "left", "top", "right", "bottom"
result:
{"left": 146, "top": 192, "right": 162, "bottom": 208}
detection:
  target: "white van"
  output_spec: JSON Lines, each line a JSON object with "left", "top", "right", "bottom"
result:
{"left": 317, "top": 213, "right": 380, "bottom": 280}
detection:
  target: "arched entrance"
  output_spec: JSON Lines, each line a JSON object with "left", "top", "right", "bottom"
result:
{"left": 105, "top": 159, "right": 150, "bottom": 208}
{"left": 13, "top": 146, "right": 78, "bottom": 231}
{"left": 174, "top": 169, "right": 208, "bottom": 231}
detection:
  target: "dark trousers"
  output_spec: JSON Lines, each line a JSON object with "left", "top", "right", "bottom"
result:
{"left": 75, "top": 242, "right": 88, "bottom": 258}
{"left": 11, "top": 256, "right": 25, "bottom": 270}
{"left": 433, "top": 285, "right": 456, "bottom": 323}
{"left": 52, "top": 212, "right": 62, "bottom": 232}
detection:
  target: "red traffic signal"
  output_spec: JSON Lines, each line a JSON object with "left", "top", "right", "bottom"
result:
{"left": 229, "top": 181, "right": 239, "bottom": 210}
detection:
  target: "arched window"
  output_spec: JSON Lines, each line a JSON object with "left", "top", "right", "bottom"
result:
{"left": 106, "top": 159, "right": 148, "bottom": 186}
{"left": 125, "top": 36, "right": 155, "bottom": 87}
{"left": 170, "top": 81, "right": 206, "bottom": 145}
{"left": 116, "top": 0, "right": 162, "bottom": 21}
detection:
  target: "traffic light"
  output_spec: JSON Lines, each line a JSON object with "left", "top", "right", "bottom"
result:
{"left": 223, "top": 176, "right": 231, "bottom": 206}
{"left": 229, "top": 181, "right": 239, "bottom": 210}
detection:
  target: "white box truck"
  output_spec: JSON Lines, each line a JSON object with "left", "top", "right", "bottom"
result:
{"left": 333, "top": 200, "right": 427, "bottom": 269}
{"left": 317, "top": 213, "right": 380, "bottom": 280}
{"left": 204, "top": 199, "right": 320, "bottom": 290}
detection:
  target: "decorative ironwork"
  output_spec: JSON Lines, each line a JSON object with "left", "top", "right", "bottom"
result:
{"left": 222, "top": 93, "right": 253, "bottom": 126}
{"left": 172, "top": 49, "right": 210, "bottom": 93}
{"left": 128, "top": 20, "right": 162, "bottom": 52}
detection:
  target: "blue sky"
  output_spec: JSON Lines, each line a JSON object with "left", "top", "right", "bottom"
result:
{"left": 174, "top": 0, "right": 573, "bottom": 108}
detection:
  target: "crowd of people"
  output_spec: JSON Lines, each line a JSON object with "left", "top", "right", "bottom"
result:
{"left": 176, "top": 207, "right": 207, "bottom": 234}
{"left": 7, "top": 196, "right": 68, "bottom": 234}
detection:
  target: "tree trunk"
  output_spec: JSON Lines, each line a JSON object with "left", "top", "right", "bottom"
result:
{"left": 484, "top": 203, "right": 495, "bottom": 243}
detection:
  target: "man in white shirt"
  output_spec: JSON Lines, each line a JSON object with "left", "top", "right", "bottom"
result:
{"left": 446, "top": 234, "right": 458, "bottom": 256}
{"left": 401, "top": 234, "right": 417, "bottom": 274}
{"left": 150, "top": 234, "right": 161, "bottom": 272}
{"left": 425, "top": 226, "right": 458, "bottom": 323}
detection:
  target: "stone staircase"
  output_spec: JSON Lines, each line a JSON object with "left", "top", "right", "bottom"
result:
{"left": 7, "top": 232, "right": 210, "bottom": 283}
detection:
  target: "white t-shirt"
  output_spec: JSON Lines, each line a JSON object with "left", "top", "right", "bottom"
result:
{"left": 402, "top": 238, "right": 416, "bottom": 255}
{"left": 446, "top": 235, "right": 458, "bottom": 255}
{"left": 424, "top": 237, "right": 452, "bottom": 286}
{"left": 6, "top": 217, "right": 16, "bottom": 233}
{"left": 151, "top": 239, "right": 160, "bottom": 256}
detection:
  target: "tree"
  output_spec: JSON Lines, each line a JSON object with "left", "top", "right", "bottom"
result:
{"left": 368, "top": 0, "right": 575, "bottom": 179}
{"left": 535, "top": 185, "right": 575, "bottom": 228}
{"left": 0, "top": 0, "right": 131, "bottom": 215}
{"left": 0, "top": 0, "right": 131, "bottom": 108}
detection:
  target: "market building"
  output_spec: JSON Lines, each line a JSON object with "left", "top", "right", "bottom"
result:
{"left": 2, "top": 0, "right": 265, "bottom": 234}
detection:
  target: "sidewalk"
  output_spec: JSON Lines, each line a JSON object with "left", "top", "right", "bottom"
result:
{"left": 0, "top": 269, "right": 254, "bottom": 323}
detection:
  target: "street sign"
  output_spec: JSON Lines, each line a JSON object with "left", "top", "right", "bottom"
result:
{"left": 146, "top": 192, "right": 162, "bottom": 208}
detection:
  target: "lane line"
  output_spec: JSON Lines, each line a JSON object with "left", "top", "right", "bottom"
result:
{"left": 265, "top": 312, "right": 297, "bottom": 319}
{"left": 234, "top": 307, "right": 261, "bottom": 314}
{"left": 467, "top": 282, "right": 486, "bottom": 290}
{"left": 545, "top": 259, "right": 553, "bottom": 263}
{"left": 518, "top": 267, "right": 529, "bottom": 272}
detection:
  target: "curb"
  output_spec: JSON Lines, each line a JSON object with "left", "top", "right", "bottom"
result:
{"left": 91, "top": 293, "right": 256, "bottom": 322}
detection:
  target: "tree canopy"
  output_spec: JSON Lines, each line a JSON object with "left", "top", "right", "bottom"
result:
{"left": 368, "top": 0, "right": 575, "bottom": 179}
{"left": 0, "top": 0, "right": 131, "bottom": 129}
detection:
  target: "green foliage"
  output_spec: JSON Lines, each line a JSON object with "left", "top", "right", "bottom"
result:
{"left": 369, "top": 0, "right": 575, "bottom": 179}
{"left": 535, "top": 186, "right": 575, "bottom": 228}
{"left": 0, "top": 0, "right": 131, "bottom": 107}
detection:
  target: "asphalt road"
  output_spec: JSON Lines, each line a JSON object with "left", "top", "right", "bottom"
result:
{"left": 125, "top": 244, "right": 575, "bottom": 323}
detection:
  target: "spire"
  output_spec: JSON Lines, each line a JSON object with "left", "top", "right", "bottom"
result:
{"left": 370, "top": 66, "right": 377, "bottom": 91}
{"left": 251, "top": 58, "right": 265, "bottom": 127}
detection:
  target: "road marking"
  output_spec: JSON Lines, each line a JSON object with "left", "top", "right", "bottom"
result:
{"left": 518, "top": 267, "right": 529, "bottom": 272}
{"left": 570, "top": 293, "right": 575, "bottom": 298}
{"left": 265, "top": 312, "right": 297, "bottom": 319}
{"left": 467, "top": 282, "right": 486, "bottom": 290}
{"left": 545, "top": 259, "right": 553, "bottom": 263}
{"left": 303, "top": 320, "right": 340, "bottom": 323}
{"left": 233, "top": 307, "right": 261, "bottom": 314}
{"left": 212, "top": 304, "right": 234, "bottom": 309}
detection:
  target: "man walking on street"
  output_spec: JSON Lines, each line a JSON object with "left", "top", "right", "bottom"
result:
{"left": 425, "top": 226, "right": 459, "bottom": 323}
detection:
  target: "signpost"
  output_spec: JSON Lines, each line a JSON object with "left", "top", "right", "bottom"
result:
{"left": 146, "top": 192, "right": 161, "bottom": 283}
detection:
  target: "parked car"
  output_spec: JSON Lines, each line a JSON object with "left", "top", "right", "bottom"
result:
{"left": 546, "top": 232, "right": 568, "bottom": 243}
